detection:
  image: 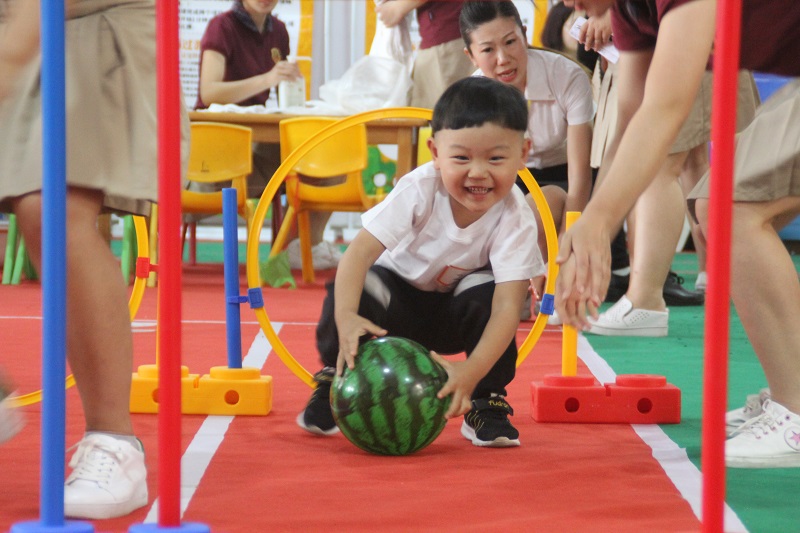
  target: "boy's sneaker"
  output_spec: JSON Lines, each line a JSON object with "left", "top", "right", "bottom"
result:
{"left": 726, "top": 400, "right": 800, "bottom": 468}
{"left": 296, "top": 367, "right": 339, "bottom": 436}
{"left": 587, "top": 295, "right": 668, "bottom": 337}
{"left": 0, "top": 386, "right": 24, "bottom": 445}
{"left": 726, "top": 388, "right": 771, "bottom": 437}
{"left": 461, "top": 395, "right": 520, "bottom": 447}
{"left": 64, "top": 433, "right": 148, "bottom": 519}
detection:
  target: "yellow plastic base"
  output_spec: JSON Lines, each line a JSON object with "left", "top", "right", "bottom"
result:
{"left": 130, "top": 364, "right": 272, "bottom": 416}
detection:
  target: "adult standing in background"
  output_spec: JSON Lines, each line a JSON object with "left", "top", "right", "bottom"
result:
{"left": 460, "top": 1, "right": 594, "bottom": 267}
{"left": 0, "top": 0, "right": 183, "bottom": 518}
{"left": 196, "top": 0, "right": 342, "bottom": 270}
{"left": 376, "top": 0, "right": 476, "bottom": 109}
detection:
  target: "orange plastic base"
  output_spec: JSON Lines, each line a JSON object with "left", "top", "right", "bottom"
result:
{"left": 531, "top": 374, "right": 681, "bottom": 424}
{"left": 130, "top": 364, "right": 272, "bottom": 416}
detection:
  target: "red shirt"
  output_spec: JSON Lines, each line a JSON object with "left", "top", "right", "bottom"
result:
{"left": 195, "top": 10, "right": 290, "bottom": 109}
{"left": 611, "top": 0, "right": 800, "bottom": 76}
{"left": 417, "top": 1, "right": 465, "bottom": 50}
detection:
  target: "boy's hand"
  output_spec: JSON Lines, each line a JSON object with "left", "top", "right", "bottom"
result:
{"left": 431, "top": 352, "right": 481, "bottom": 419}
{"left": 334, "top": 312, "right": 387, "bottom": 376}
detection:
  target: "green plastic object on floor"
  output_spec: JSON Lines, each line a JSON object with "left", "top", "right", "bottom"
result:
{"left": 259, "top": 250, "right": 296, "bottom": 289}
{"left": 2, "top": 214, "right": 37, "bottom": 285}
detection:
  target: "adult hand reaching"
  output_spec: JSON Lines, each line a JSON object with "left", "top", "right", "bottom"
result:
{"left": 554, "top": 212, "right": 612, "bottom": 330}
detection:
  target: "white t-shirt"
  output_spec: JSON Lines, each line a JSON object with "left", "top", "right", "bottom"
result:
{"left": 475, "top": 49, "right": 594, "bottom": 169}
{"left": 361, "top": 162, "right": 545, "bottom": 292}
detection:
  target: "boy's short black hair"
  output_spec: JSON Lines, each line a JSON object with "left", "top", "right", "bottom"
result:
{"left": 431, "top": 77, "right": 528, "bottom": 135}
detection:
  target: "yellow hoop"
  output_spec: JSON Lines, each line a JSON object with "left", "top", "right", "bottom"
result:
{"left": 10, "top": 215, "right": 150, "bottom": 407}
{"left": 245, "top": 108, "right": 559, "bottom": 387}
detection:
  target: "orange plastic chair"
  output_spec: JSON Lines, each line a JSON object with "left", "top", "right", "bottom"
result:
{"left": 269, "top": 117, "right": 374, "bottom": 283}
{"left": 148, "top": 122, "right": 253, "bottom": 283}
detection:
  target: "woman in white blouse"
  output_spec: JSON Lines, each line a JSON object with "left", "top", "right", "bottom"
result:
{"left": 460, "top": 0, "right": 595, "bottom": 262}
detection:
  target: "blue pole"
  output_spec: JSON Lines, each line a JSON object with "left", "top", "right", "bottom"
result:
{"left": 40, "top": 0, "right": 68, "bottom": 526}
{"left": 222, "top": 188, "right": 243, "bottom": 368}
{"left": 11, "top": 4, "right": 94, "bottom": 533}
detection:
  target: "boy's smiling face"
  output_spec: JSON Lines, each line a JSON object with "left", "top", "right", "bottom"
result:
{"left": 429, "top": 123, "right": 531, "bottom": 228}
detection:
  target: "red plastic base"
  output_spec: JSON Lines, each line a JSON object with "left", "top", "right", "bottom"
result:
{"left": 531, "top": 374, "right": 681, "bottom": 424}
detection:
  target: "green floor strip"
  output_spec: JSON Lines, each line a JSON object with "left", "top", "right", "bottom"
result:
{"left": 586, "top": 252, "right": 800, "bottom": 533}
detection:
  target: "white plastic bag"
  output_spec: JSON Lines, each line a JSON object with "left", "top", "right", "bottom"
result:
{"left": 318, "top": 1, "right": 413, "bottom": 112}
{"left": 319, "top": 56, "right": 411, "bottom": 113}
{"left": 369, "top": 0, "right": 414, "bottom": 71}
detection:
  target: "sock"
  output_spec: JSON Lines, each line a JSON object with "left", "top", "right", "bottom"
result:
{"left": 86, "top": 431, "right": 144, "bottom": 452}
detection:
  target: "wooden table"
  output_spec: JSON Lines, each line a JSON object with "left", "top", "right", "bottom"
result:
{"left": 188, "top": 111, "right": 427, "bottom": 177}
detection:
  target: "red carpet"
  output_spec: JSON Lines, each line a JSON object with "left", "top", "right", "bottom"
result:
{"left": 0, "top": 266, "right": 702, "bottom": 532}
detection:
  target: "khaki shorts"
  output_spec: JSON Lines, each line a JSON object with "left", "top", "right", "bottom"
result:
{"left": 591, "top": 67, "right": 760, "bottom": 166}
{"left": 410, "top": 38, "right": 476, "bottom": 110}
{"left": 689, "top": 79, "right": 800, "bottom": 211}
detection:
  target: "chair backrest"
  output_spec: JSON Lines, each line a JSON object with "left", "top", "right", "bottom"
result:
{"left": 279, "top": 117, "right": 368, "bottom": 179}
{"left": 187, "top": 122, "right": 253, "bottom": 184}
{"left": 183, "top": 122, "right": 253, "bottom": 213}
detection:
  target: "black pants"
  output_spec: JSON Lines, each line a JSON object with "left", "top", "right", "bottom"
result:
{"left": 521, "top": 164, "right": 630, "bottom": 272}
{"left": 315, "top": 266, "right": 516, "bottom": 399}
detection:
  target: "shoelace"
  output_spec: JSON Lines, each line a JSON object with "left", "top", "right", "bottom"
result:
{"left": 736, "top": 402, "right": 788, "bottom": 438}
{"left": 740, "top": 393, "right": 764, "bottom": 417}
{"left": 667, "top": 272, "right": 685, "bottom": 285}
{"left": 67, "top": 439, "right": 125, "bottom": 486}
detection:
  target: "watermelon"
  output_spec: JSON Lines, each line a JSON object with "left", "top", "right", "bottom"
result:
{"left": 331, "top": 337, "right": 451, "bottom": 455}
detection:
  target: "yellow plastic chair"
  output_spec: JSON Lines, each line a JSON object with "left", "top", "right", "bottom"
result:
{"left": 148, "top": 122, "right": 253, "bottom": 282}
{"left": 417, "top": 126, "right": 433, "bottom": 165}
{"left": 269, "top": 117, "right": 374, "bottom": 283}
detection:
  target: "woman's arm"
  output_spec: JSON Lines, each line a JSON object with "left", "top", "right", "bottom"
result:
{"left": 375, "top": 0, "right": 425, "bottom": 28}
{"left": 555, "top": 0, "right": 716, "bottom": 328}
{"left": 198, "top": 49, "right": 300, "bottom": 106}
{"left": 564, "top": 121, "right": 593, "bottom": 217}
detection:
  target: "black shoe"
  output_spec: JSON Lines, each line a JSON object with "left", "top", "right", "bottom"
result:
{"left": 663, "top": 271, "right": 704, "bottom": 306}
{"left": 296, "top": 367, "right": 339, "bottom": 435}
{"left": 461, "top": 395, "right": 520, "bottom": 447}
{"left": 605, "top": 273, "right": 630, "bottom": 303}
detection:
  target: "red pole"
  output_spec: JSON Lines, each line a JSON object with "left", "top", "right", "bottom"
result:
{"left": 702, "top": 0, "right": 741, "bottom": 531}
{"left": 156, "top": 0, "right": 182, "bottom": 526}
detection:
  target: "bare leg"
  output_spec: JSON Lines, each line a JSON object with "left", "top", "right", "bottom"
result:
{"left": 625, "top": 151, "right": 689, "bottom": 311}
{"left": 309, "top": 211, "right": 333, "bottom": 245}
{"left": 14, "top": 188, "right": 135, "bottom": 435}
{"left": 679, "top": 144, "right": 709, "bottom": 274}
{"left": 696, "top": 196, "right": 800, "bottom": 414}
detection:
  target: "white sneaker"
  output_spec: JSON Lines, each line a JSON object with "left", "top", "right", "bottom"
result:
{"left": 695, "top": 271, "right": 708, "bottom": 293}
{"left": 547, "top": 309, "right": 562, "bottom": 326}
{"left": 587, "top": 295, "right": 668, "bottom": 337}
{"left": 0, "top": 390, "right": 24, "bottom": 445}
{"left": 726, "top": 388, "right": 771, "bottom": 437}
{"left": 287, "top": 239, "right": 342, "bottom": 270}
{"left": 64, "top": 433, "right": 148, "bottom": 519}
{"left": 726, "top": 400, "right": 800, "bottom": 468}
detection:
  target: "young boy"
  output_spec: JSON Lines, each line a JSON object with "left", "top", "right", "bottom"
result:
{"left": 296, "top": 77, "right": 545, "bottom": 447}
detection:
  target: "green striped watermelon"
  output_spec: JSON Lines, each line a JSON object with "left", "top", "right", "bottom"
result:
{"left": 331, "top": 337, "right": 451, "bottom": 456}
